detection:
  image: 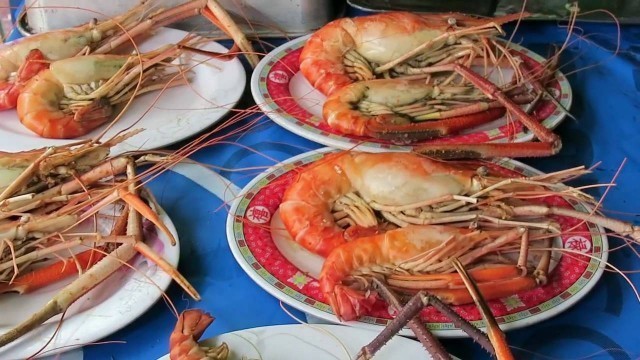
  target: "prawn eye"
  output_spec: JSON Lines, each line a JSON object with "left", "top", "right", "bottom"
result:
{"left": 91, "top": 29, "right": 103, "bottom": 42}
{"left": 476, "top": 166, "right": 489, "bottom": 176}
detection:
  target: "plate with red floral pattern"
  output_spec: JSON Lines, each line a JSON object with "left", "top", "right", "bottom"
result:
{"left": 250, "top": 35, "right": 572, "bottom": 153}
{"left": 226, "top": 148, "right": 608, "bottom": 337}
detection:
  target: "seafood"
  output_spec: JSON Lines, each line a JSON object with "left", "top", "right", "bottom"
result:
{"left": 170, "top": 309, "right": 229, "bottom": 360}
{"left": 320, "top": 225, "right": 546, "bottom": 321}
{"left": 300, "top": 10, "right": 583, "bottom": 159}
{"left": 279, "top": 151, "right": 639, "bottom": 320}
{"left": 0, "top": 132, "right": 199, "bottom": 350}
{"left": 322, "top": 78, "right": 529, "bottom": 142}
{"left": 17, "top": 44, "right": 193, "bottom": 139}
{"left": 299, "top": 11, "right": 528, "bottom": 97}
{"left": 320, "top": 64, "right": 563, "bottom": 158}
{"left": 0, "top": 0, "right": 258, "bottom": 110}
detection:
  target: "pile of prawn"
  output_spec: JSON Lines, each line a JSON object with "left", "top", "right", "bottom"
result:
{"left": 0, "top": 130, "right": 208, "bottom": 352}
{"left": 277, "top": 151, "right": 639, "bottom": 322}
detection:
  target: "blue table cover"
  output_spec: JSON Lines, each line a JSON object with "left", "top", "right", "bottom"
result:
{"left": 5, "top": 5, "right": 640, "bottom": 360}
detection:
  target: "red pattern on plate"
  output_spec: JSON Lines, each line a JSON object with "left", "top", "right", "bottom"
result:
{"left": 265, "top": 48, "right": 561, "bottom": 146}
{"left": 241, "top": 160, "right": 593, "bottom": 323}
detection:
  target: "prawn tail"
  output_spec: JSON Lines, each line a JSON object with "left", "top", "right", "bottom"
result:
{"left": 330, "top": 285, "right": 378, "bottom": 322}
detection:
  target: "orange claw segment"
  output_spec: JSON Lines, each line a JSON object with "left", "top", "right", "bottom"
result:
{"left": 367, "top": 107, "right": 507, "bottom": 143}
{"left": 452, "top": 258, "right": 515, "bottom": 360}
{"left": 414, "top": 141, "right": 561, "bottom": 160}
{"left": 119, "top": 189, "right": 176, "bottom": 246}
{"left": 388, "top": 264, "right": 522, "bottom": 289}
{"left": 451, "top": 63, "right": 560, "bottom": 144}
{"left": 427, "top": 276, "right": 538, "bottom": 305}
{"left": 0, "top": 248, "right": 105, "bottom": 295}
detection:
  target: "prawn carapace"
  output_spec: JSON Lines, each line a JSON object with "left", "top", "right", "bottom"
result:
{"left": 299, "top": 11, "right": 530, "bottom": 97}
{"left": 17, "top": 44, "right": 199, "bottom": 139}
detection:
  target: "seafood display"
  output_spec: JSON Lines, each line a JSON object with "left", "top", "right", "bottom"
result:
{"left": 0, "top": 2, "right": 637, "bottom": 360}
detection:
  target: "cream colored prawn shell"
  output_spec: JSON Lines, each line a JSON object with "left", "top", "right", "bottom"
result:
{"left": 355, "top": 80, "right": 436, "bottom": 105}
{"left": 345, "top": 19, "right": 446, "bottom": 65}
{"left": 50, "top": 55, "right": 128, "bottom": 84}
{"left": 344, "top": 153, "right": 472, "bottom": 207}
{"left": 0, "top": 29, "right": 103, "bottom": 80}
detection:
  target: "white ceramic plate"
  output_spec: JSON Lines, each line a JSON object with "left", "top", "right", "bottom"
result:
{"left": 0, "top": 27, "right": 246, "bottom": 154}
{"left": 226, "top": 148, "right": 608, "bottom": 337}
{"left": 158, "top": 323, "right": 445, "bottom": 360}
{"left": 0, "top": 202, "right": 180, "bottom": 360}
{"left": 250, "top": 35, "right": 572, "bottom": 153}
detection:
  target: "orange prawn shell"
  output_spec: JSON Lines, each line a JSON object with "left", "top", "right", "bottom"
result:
{"left": 279, "top": 152, "right": 479, "bottom": 257}
{"left": 17, "top": 69, "right": 112, "bottom": 139}
{"left": 300, "top": 12, "right": 445, "bottom": 96}
{"left": 319, "top": 225, "right": 472, "bottom": 321}
{"left": 299, "top": 11, "right": 530, "bottom": 96}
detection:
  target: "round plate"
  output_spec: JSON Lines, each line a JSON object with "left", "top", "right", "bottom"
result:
{"left": 0, "top": 27, "right": 246, "bottom": 154}
{"left": 0, "top": 202, "right": 180, "bottom": 360}
{"left": 226, "top": 148, "right": 608, "bottom": 337}
{"left": 250, "top": 35, "right": 572, "bottom": 152}
{"left": 157, "top": 323, "right": 450, "bottom": 360}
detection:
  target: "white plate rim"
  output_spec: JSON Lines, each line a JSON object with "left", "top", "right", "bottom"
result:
{"left": 0, "top": 27, "right": 246, "bottom": 155}
{"left": 250, "top": 34, "right": 573, "bottom": 153}
{"left": 0, "top": 201, "right": 180, "bottom": 360}
{"left": 157, "top": 323, "right": 454, "bottom": 360}
{"left": 226, "top": 147, "right": 609, "bottom": 338}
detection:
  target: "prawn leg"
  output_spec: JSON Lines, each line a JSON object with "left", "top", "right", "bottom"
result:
{"left": 362, "top": 279, "right": 452, "bottom": 360}
{"left": 0, "top": 209, "right": 128, "bottom": 295}
{"left": 359, "top": 260, "right": 517, "bottom": 360}
{"left": 415, "top": 63, "right": 562, "bottom": 159}
{"left": 452, "top": 258, "right": 514, "bottom": 360}
{"left": 0, "top": 208, "right": 138, "bottom": 348}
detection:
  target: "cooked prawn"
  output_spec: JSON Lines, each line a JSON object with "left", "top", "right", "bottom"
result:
{"left": 0, "top": 1, "right": 199, "bottom": 110}
{"left": 322, "top": 78, "right": 535, "bottom": 142}
{"left": 279, "top": 151, "right": 481, "bottom": 257}
{"left": 17, "top": 45, "right": 192, "bottom": 139}
{"left": 299, "top": 11, "right": 528, "bottom": 96}
{"left": 0, "top": 0, "right": 260, "bottom": 110}
{"left": 319, "top": 225, "right": 543, "bottom": 321}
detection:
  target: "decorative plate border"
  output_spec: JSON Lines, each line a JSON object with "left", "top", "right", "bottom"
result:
{"left": 226, "top": 148, "right": 607, "bottom": 337}
{"left": 250, "top": 35, "right": 572, "bottom": 153}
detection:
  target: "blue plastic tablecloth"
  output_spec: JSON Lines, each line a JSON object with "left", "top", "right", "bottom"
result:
{"left": 5, "top": 5, "right": 640, "bottom": 360}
